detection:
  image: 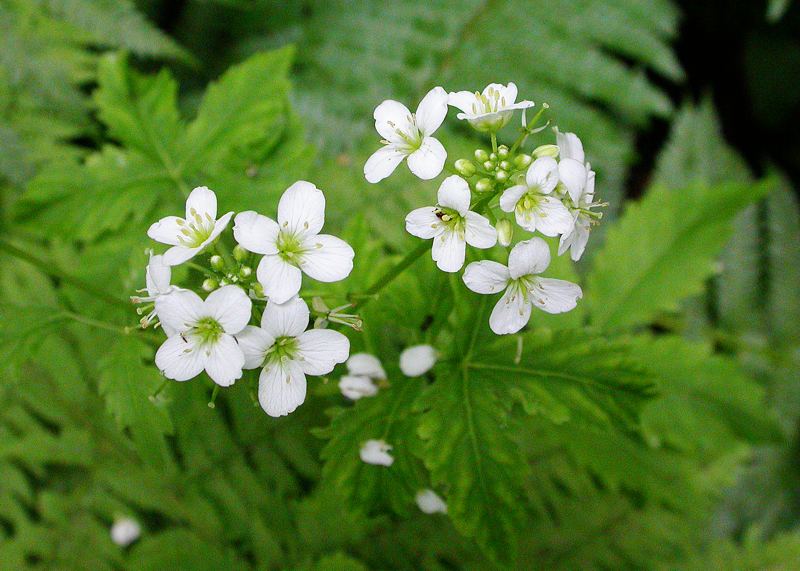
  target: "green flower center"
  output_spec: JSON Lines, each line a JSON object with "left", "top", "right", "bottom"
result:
{"left": 276, "top": 231, "right": 304, "bottom": 264}
{"left": 470, "top": 86, "right": 507, "bottom": 115}
{"left": 177, "top": 208, "right": 215, "bottom": 248}
{"left": 387, "top": 116, "right": 423, "bottom": 151}
{"left": 193, "top": 316, "right": 224, "bottom": 345}
{"left": 516, "top": 190, "right": 543, "bottom": 217}
{"left": 436, "top": 207, "right": 465, "bottom": 237}
{"left": 266, "top": 336, "right": 299, "bottom": 363}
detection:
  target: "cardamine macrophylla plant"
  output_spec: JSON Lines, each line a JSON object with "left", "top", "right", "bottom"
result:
{"left": 133, "top": 81, "right": 604, "bottom": 420}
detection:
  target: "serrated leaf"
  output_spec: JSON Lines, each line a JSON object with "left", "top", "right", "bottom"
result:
{"left": 587, "top": 181, "right": 772, "bottom": 329}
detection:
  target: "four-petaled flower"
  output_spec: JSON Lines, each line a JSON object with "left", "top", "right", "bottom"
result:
{"left": 463, "top": 238, "right": 582, "bottom": 335}
{"left": 147, "top": 186, "right": 233, "bottom": 266}
{"left": 360, "top": 439, "right": 394, "bottom": 466}
{"left": 364, "top": 86, "right": 449, "bottom": 183}
{"left": 499, "top": 157, "right": 574, "bottom": 236}
{"left": 339, "top": 353, "right": 386, "bottom": 400}
{"left": 154, "top": 285, "right": 252, "bottom": 386}
{"left": 448, "top": 82, "right": 533, "bottom": 133}
{"left": 235, "top": 296, "right": 349, "bottom": 417}
{"left": 406, "top": 175, "right": 497, "bottom": 272}
{"left": 233, "top": 181, "right": 354, "bottom": 304}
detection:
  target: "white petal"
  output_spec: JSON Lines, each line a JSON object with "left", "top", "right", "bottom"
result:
{"left": 437, "top": 175, "right": 470, "bottom": 216}
{"left": 110, "top": 518, "right": 141, "bottom": 547}
{"left": 531, "top": 196, "right": 575, "bottom": 237}
{"left": 406, "top": 207, "right": 444, "bottom": 240}
{"left": 258, "top": 360, "right": 307, "bottom": 417}
{"left": 364, "top": 145, "right": 407, "bottom": 184}
{"left": 374, "top": 99, "right": 414, "bottom": 143}
{"left": 489, "top": 284, "right": 531, "bottom": 335}
{"left": 526, "top": 157, "right": 559, "bottom": 194}
{"left": 415, "top": 489, "right": 448, "bottom": 514}
{"left": 462, "top": 261, "right": 510, "bottom": 294}
{"left": 339, "top": 375, "right": 379, "bottom": 400}
{"left": 204, "top": 334, "right": 245, "bottom": 387}
{"left": 154, "top": 289, "right": 204, "bottom": 333}
{"left": 147, "top": 216, "right": 183, "bottom": 245}
{"left": 161, "top": 244, "right": 201, "bottom": 266}
{"left": 560, "top": 218, "right": 591, "bottom": 261}
{"left": 256, "top": 255, "right": 303, "bottom": 305}
{"left": 464, "top": 212, "right": 497, "bottom": 249}
{"left": 204, "top": 285, "right": 252, "bottom": 334}
{"left": 528, "top": 277, "right": 583, "bottom": 314}
{"left": 206, "top": 211, "right": 233, "bottom": 244}
{"left": 359, "top": 439, "right": 394, "bottom": 466}
{"left": 347, "top": 353, "right": 386, "bottom": 380}
{"left": 508, "top": 238, "right": 551, "bottom": 279}
{"left": 558, "top": 158, "right": 588, "bottom": 204}
{"left": 399, "top": 344, "right": 437, "bottom": 377}
{"left": 277, "top": 181, "right": 325, "bottom": 238}
{"left": 407, "top": 137, "right": 446, "bottom": 180}
{"left": 555, "top": 127, "right": 585, "bottom": 163}
{"left": 447, "top": 90, "right": 477, "bottom": 114}
{"left": 499, "top": 184, "right": 527, "bottom": 213}
{"left": 431, "top": 231, "right": 466, "bottom": 273}
{"left": 486, "top": 82, "right": 517, "bottom": 104}
{"left": 235, "top": 325, "right": 275, "bottom": 369}
{"left": 296, "top": 328, "right": 350, "bottom": 376}
{"left": 299, "top": 234, "right": 354, "bottom": 283}
{"left": 155, "top": 334, "right": 206, "bottom": 381}
{"left": 261, "top": 295, "right": 309, "bottom": 338}
{"left": 185, "top": 186, "right": 217, "bottom": 220}
{"left": 415, "top": 86, "right": 448, "bottom": 135}
{"left": 233, "top": 211, "right": 280, "bottom": 255}
{"left": 145, "top": 253, "right": 171, "bottom": 295}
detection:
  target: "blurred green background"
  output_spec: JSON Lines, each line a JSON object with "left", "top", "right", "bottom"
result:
{"left": 1, "top": 0, "right": 799, "bottom": 569}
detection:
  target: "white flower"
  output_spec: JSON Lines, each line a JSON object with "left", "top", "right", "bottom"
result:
{"left": 154, "top": 285, "right": 251, "bottom": 386}
{"left": 448, "top": 82, "right": 534, "bottom": 133}
{"left": 132, "top": 252, "right": 177, "bottom": 332}
{"left": 406, "top": 175, "right": 497, "bottom": 272}
{"left": 360, "top": 439, "right": 394, "bottom": 466}
{"left": 559, "top": 168, "right": 597, "bottom": 261}
{"left": 415, "top": 489, "right": 448, "bottom": 514}
{"left": 463, "top": 238, "right": 582, "bottom": 335}
{"left": 499, "top": 157, "right": 573, "bottom": 236}
{"left": 339, "top": 353, "right": 385, "bottom": 400}
{"left": 111, "top": 517, "right": 141, "bottom": 547}
{"left": 364, "top": 86, "right": 448, "bottom": 183}
{"left": 235, "top": 296, "right": 349, "bottom": 417}
{"left": 399, "top": 344, "right": 437, "bottom": 377}
{"left": 233, "top": 181, "right": 354, "bottom": 304}
{"left": 147, "top": 186, "right": 233, "bottom": 266}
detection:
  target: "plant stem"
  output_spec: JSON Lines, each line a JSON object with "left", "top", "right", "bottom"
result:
{"left": 0, "top": 239, "right": 131, "bottom": 310}
{"left": 62, "top": 311, "right": 161, "bottom": 343}
{"left": 350, "top": 241, "right": 430, "bottom": 308}
{"left": 491, "top": 133, "right": 498, "bottom": 153}
{"left": 509, "top": 105, "right": 549, "bottom": 154}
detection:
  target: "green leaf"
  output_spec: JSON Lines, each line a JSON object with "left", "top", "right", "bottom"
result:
{"left": 97, "top": 336, "right": 173, "bottom": 469}
{"left": 587, "top": 181, "right": 772, "bottom": 330}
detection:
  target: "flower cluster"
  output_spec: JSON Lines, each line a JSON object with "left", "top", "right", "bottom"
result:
{"left": 365, "top": 83, "right": 605, "bottom": 334}
{"left": 133, "top": 183, "right": 355, "bottom": 417}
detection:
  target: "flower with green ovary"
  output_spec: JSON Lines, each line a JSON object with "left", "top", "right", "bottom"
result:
{"left": 233, "top": 181, "right": 354, "bottom": 304}
{"left": 364, "top": 86, "right": 449, "bottom": 183}
{"left": 462, "top": 238, "right": 582, "bottom": 335}
{"left": 405, "top": 175, "right": 497, "bottom": 273}
{"left": 235, "top": 296, "right": 350, "bottom": 417}
{"left": 499, "top": 156, "right": 574, "bottom": 237}
{"left": 448, "top": 82, "right": 534, "bottom": 133}
{"left": 154, "top": 285, "right": 252, "bottom": 386}
{"left": 147, "top": 186, "right": 233, "bottom": 266}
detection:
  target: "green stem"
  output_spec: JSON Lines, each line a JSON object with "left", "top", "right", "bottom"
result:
{"left": 62, "top": 311, "right": 160, "bottom": 344}
{"left": 490, "top": 133, "right": 498, "bottom": 153}
{"left": 509, "top": 104, "right": 549, "bottom": 154}
{"left": 0, "top": 239, "right": 130, "bottom": 310}
{"left": 350, "top": 241, "right": 430, "bottom": 308}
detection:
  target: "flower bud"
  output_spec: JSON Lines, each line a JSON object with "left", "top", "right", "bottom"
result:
{"left": 532, "top": 144, "right": 559, "bottom": 159}
{"left": 474, "top": 149, "right": 489, "bottom": 162}
{"left": 210, "top": 255, "right": 224, "bottom": 271}
{"left": 499, "top": 160, "right": 512, "bottom": 171}
{"left": 202, "top": 278, "right": 219, "bottom": 292}
{"left": 475, "top": 178, "right": 493, "bottom": 193}
{"left": 252, "top": 282, "right": 265, "bottom": 298}
{"left": 497, "top": 145, "right": 509, "bottom": 158}
{"left": 483, "top": 160, "right": 494, "bottom": 171}
{"left": 495, "top": 170, "right": 509, "bottom": 183}
{"left": 218, "top": 278, "right": 230, "bottom": 287}
{"left": 454, "top": 159, "right": 476, "bottom": 177}
{"left": 239, "top": 265, "right": 252, "bottom": 278}
{"left": 514, "top": 153, "right": 533, "bottom": 169}
{"left": 489, "top": 152, "right": 498, "bottom": 162}
{"left": 233, "top": 244, "right": 248, "bottom": 262}
{"left": 496, "top": 219, "right": 513, "bottom": 247}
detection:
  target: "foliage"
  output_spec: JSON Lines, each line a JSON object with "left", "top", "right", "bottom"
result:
{"left": 0, "top": 0, "right": 797, "bottom": 569}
